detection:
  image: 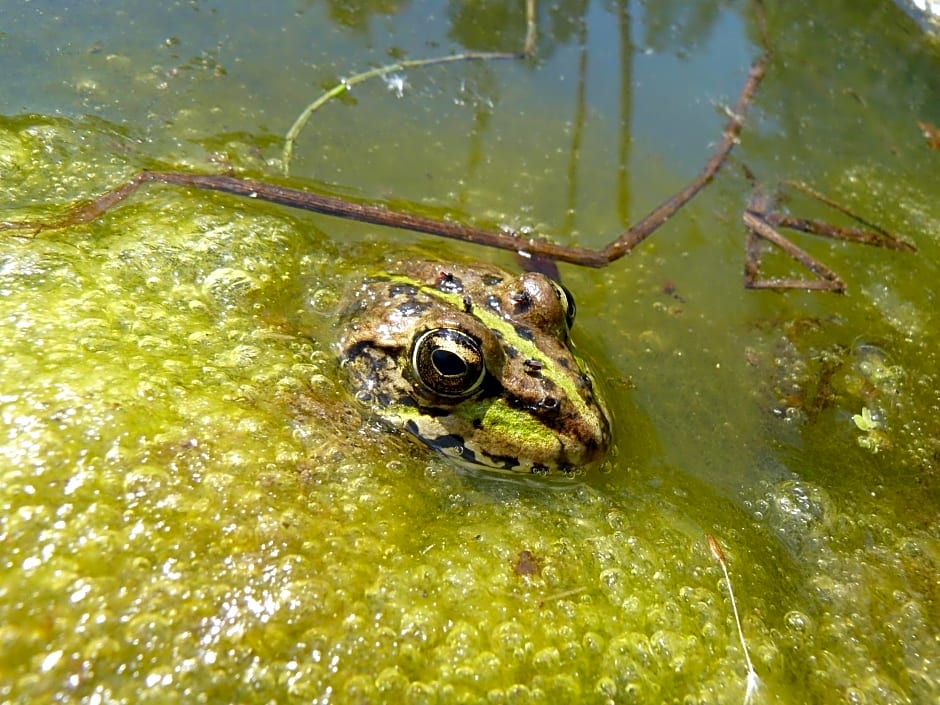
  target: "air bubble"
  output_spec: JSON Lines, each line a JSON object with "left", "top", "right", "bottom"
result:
{"left": 784, "top": 610, "right": 813, "bottom": 635}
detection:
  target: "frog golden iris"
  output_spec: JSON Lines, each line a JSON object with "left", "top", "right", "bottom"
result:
{"left": 337, "top": 259, "right": 611, "bottom": 477}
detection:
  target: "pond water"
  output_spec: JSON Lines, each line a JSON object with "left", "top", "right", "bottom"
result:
{"left": 1, "top": 1, "right": 938, "bottom": 703}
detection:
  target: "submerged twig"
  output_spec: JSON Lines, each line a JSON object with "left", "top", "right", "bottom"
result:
{"left": 742, "top": 178, "right": 915, "bottom": 292}
{"left": 708, "top": 535, "right": 760, "bottom": 705}
{"left": 282, "top": 51, "right": 522, "bottom": 174}
{"left": 283, "top": 0, "right": 539, "bottom": 173}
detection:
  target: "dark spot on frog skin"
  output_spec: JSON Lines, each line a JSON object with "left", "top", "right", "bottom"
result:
{"left": 513, "top": 324, "right": 535, "bottom": 342}
{"left": 397, "top": 300, "right": 431, "bottom": 317}
{"left": 523, "top": 358, "right": 543, "bottom": 375}
{"left": 486, "top": 294, "right": 501, "bottom": 312}
{"left": 462, "top": 294, "right": 473, "bottom": 313}
{"left": 389, "top": 283, "right": 418, "bottom": 297}
{"left": 436, "top": 271, "right": 463, "bottom": 293}
{"left": 428, "top": 439, "right": 516, "bottom": 471}
{"left": 482, "top": 274, "right": 503, "bottom": 287}
{"left": 478, "top": 449, "right": 519, "bottom": 470}
{"left": 513, "top": 550, "right": 543, "bottom": 577}
{"left": 412, "top": 428, "right": 481, "bottom": 464}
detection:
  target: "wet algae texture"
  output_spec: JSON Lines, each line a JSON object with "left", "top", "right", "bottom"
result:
{"left": 1, "top": 1, "right": 939, "bottom": 703}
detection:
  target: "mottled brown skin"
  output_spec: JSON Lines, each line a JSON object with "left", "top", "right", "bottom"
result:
{"left": 336, "top": 259, "right": 611, "bottom": 476}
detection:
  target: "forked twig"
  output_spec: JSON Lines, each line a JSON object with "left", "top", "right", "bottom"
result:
{"left": 742, "top": 180, "right": 915, "bottom": 293}
{"left": 708, "top": 535, "right": 760, "bottom": 705}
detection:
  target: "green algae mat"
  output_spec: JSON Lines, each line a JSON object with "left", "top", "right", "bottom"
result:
{"left": 1, "top": 1, "right": 938, "bottom": 703}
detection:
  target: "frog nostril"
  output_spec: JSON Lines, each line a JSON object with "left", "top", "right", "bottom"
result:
{"left": 510, "top": 289, "right": 532, "bottom": 313}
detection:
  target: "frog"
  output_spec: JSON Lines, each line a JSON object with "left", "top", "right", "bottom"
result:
{"left": 336, "top": 258, "right": 611, "bottom": 477}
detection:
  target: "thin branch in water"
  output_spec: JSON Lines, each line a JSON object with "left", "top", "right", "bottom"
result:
{"left": 282, "top": 51, "right": 522, "bottom": 174}
{"left": 283, "top": 0, "right": 538, "bottom": 173}
{"left": 524, "top": 0, "right": 538, "bottom": 58}
{"left": 708, "top": 535, "right": 760, "bottom": 705}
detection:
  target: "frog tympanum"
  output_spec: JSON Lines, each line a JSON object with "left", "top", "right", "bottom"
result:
{"left": 337, "top": 260, "right": 611, "bottom": 477}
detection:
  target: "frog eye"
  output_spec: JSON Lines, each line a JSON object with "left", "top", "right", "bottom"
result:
{"left": 411, "top": 328, "right": 486, "bottom": 398}
{"left": 552, "top": 282, "right": 577, "bottom": 330}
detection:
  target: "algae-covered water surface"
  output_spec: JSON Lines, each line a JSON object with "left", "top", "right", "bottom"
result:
{"left": 2, "top": 1, "right": 939, "bottom": 703}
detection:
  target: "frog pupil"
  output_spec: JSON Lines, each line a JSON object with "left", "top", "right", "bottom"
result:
{"left": 432, "top": 348, "right": 466, "bottom": 376}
